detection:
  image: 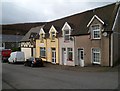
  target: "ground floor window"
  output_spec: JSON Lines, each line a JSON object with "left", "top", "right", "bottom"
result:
{"left": 40, "top": 47, "right": 46, "bottom": 58}
{"left": 67, "top": 48, "right": 73, "bottom": 61}
{"left": 92, "top": 48, "right": 101, "bottom": 64}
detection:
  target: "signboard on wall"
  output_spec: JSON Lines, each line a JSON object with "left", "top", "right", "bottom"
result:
{"left": 39, "top": 43, "right": 44, "bottom": 47}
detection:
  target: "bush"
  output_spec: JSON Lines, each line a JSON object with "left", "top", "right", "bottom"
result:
{"left": 12, "top": 47, "right": 21, "bottom": 52}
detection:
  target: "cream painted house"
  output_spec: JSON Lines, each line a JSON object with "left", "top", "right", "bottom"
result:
{"left": 36, "top": 25, "right": 59, "bottom": 64}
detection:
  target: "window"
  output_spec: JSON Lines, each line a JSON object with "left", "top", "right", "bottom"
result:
{"left": 64, "top": 30, "right": 70, "bottom": 41}
{"left": 51, "top": 32, "right": 56, "bottom": 41}
{"left": 92, "top": 48, "right": 101, "bottom": 64}
{"left": 67, "top": 48, "right": 73, "bottom": 61}
{"left": 91, "top": 25, "right": 101, "bottom": 39}
{"left": 40, "top": 33, "right": 44, "bottom": 43}
{"left": 40, "top": 47, "right": 46, "bottom": 58}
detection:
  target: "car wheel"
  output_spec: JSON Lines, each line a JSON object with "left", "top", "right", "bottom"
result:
{"left": 12, "top": 60, "right": 15, "bottom": 64}
{"left": 31, "top": 64, "right": 34, "bottom": 67}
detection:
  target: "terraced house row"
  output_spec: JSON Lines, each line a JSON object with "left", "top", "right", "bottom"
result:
{"left": 21, "top": 2, "right": 120, "bottom": 67}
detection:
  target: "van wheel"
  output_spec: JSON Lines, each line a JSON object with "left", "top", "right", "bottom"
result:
{"left": 24, "top": 63, "right": 26, "bottom": 66}
{"left": 8, "top": 61, "right": 10, "bottom": 64}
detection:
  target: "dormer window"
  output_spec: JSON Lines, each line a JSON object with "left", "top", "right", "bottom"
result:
{"left": 31, "top": 34, "right": 33, "bottom": 38}
{"left": 39, "top": 28, "right": 45, "bottom": 43}
{"left": 49, "top": 25, "right": 57, "bottom": 42}
{"left": 91, "top": 25, "right": 101, "bottom": 39}
{"left": 62, "top": 22, "right": 72, "bottom": 42}
{"left": 64, "top": 29, "right": 70, "bottom": 41}
{"left": 51, "top": 31, "right": 56, "bottom": 41}
{"left": 87, "top": 15, "right": 104, "bottom": 40}
{"left": 40, "top": 33, "right": 44, "bottom": 43}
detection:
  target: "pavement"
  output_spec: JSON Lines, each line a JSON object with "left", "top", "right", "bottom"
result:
{"left": 43, "top": 62, "right": 119, "bottom": 72}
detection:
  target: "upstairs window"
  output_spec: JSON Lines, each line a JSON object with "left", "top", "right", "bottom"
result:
{"left": 64, "top": 30, "right": 70, "bottom": 41}
{"left": 91, "top": 25, "right": 101, "bottom": 39}
{"left": 51, "top": 31, "right": 56, "bottom": 41}
{"left": 40, "top": 33, "right": 44, "bottom": 43}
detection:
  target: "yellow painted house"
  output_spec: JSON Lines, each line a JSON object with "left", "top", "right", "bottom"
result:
{"left": 36, "top": 25, "right": 59, "bottom": 64}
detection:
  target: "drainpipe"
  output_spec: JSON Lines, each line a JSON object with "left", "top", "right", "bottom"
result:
{"left": 110, "top": 33, "right": 113, "bottom": 67}
{"left": 73, "top": 36, "right": 75, "bottom": 66}
{"left": 46, "top": 38, "right": 47, "bottom": 62}
{"left": 109, "top": 32, "right": 113, "bottom": 67}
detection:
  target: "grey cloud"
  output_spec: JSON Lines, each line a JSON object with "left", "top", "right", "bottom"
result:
{"left": 1, "top": 1, "right": 117, "bottom": 24}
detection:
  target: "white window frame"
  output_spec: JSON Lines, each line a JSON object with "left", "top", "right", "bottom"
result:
{"left": 91, "top": 24, "right": 101, "bottom": 39}
{"left": 49, "top": 25, "right": 57, "bottom": 41}
{"left": 62, "top": 22, "right": 72, "bottom": 42}
{"left": 64, "top": 29, "right": 70, "bottom": 41}
{"left": 40, "top": 47, "right": 46, "bottom": 58}
{"left": 51, "top": 31, "right": 56, "bottom": 41}
{"left": 40, "top": 33, "right": 45, "bottom": 43}
{"left": 91, "top": 48, "right": 101, "bottom": 64}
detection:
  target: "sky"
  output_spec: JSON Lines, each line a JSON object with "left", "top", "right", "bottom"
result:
{"left": 1, "top": 0, "right": 118, "bottom": 24}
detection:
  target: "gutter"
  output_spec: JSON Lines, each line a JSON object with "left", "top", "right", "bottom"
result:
{"left": 110, "top": 33, "right": 113, "bottom": 67}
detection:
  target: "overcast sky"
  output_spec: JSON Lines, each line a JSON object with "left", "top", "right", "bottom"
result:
{"left": 1, "top": 0, "right": 118, "bottom": 24}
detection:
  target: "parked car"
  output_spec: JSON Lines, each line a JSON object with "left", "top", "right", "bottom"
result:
{"left": 0, "top": 49, "right": 12, "bottom": 62}
{"left": 24, "top": 57, "right": 43, "bottom": 67}
{"left": 8, "top": 51, "right": 25, "bottom": 63}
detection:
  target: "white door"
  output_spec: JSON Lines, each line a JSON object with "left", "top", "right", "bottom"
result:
{"left": 62, "top": 48, "right": 67, "bottom": 65}
{"left": 52, "top": 48, "right": 56, "bottom": 64}
{"left": 78, "top": 48, "right": 84, "bottom": 67}
{"left": 21, "top": 48, "right": 31, "bottom": 61}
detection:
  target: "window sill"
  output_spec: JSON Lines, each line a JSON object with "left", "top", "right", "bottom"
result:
{"left": 67, "top": 59, "right": 73, "bottom": 61}
{"left": 92, "top": 62, "right": 100, "bottom": 64}
{"left": 51, "top": 40, "right": 55, "bottom": 42}
{"left": 64, "top": 40, "right": 70, "bottom": 43}
{"left": 41, "top": 57, "right": 46, "bottom": 59}
{"left": 40, "top": 41, "right": 44, "bottom": 43}
{"left": 91, "top": 38, "right": 101, "bottom": 40}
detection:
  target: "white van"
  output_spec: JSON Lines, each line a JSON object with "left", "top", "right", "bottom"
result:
{"left": 8, "top": 51, "right": 25, "bottom": 63}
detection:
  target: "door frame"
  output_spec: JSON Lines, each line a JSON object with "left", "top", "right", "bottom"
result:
{"left": 78, "top": 48, "right": 84, "bottom": 66}
{"left": 51, "top": 48, "right": 56, "bottom": 64}
{"left": 62, "top": 48, "right": 67, "bottom": 65}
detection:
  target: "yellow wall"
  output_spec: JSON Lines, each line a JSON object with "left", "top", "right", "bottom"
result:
{"left": 36, "top": 39, "right": 47, "bottom": 61}
{"left": 46, "top": 38, "right": 59, "bottom": 64}
{"left": 36, "top": 38, "right": 59, "bottom": 64}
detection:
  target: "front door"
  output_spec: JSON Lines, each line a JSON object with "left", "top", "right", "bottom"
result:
{"left": 78, "top": 48, "right": 84, "bottom": 67}
{"left": 62, "top": 48, "right": 67, "bottom": 65}
{"left": 52, "top": 48, "right": 56, "bottom": 64}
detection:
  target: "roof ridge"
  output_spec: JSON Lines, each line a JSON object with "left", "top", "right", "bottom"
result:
{"left": 47, "top": 2, "right": 116, "bottom": 23}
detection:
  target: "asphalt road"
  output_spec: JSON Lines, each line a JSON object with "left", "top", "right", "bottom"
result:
{"left": 2, "top": 63, "right": 118, "bottom": 89}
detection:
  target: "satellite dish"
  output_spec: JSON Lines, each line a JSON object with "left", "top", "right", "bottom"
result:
{"left": 103, "top": 32, "right": 107, "bottom": 37}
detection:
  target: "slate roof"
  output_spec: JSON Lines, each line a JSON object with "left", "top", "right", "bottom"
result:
{"left": 2, "top": 22, "right": 45, "bottom": 35}
{"left": 0, "top": 34, "right": 24, "bottom": 42}
{"left": 41, "top": 2, "right": 120, "bottom": 37}
{"left": 21, "top": 25, "right": 44, "bottom": 42}
{"left": 22, "top": 2, "right": 119, "bottom": 40}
